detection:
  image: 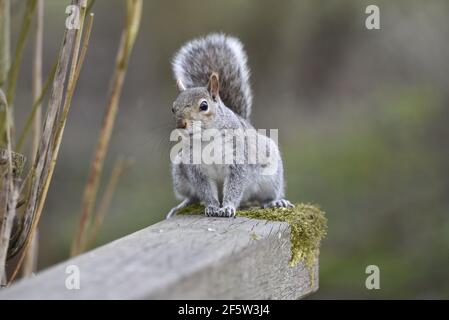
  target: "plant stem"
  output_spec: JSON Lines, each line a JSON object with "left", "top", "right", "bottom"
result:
{"left": 86, "top": 0, "right": 95, "bottom": 14}
{"left": 0, "top": 0, "right": 10, "bottom": 150}
{"left": 0, "top": 0, "right": 37, "bottom": 146}
{"left": 0, "top": 88, "right": 19, "bottom": 285}
{"left": 7, "top": 0, "right": 81, "bottom": 283}
{"left": 0, "top": 0, "right": 10, "bottom": 90}
{"left": 87, "top": 157, "right": 132, "bottom": 248}
{"left": 22, "top": 0, "right": 43, "bottom": 278}
{"left": 16, "top": 0, "right": 96, "bottom": 153}
{"left": 16, "top": 62, "right": 57, "bottom": 153}
{"left": 8, "top": 0, "right": 94, "bottom": 269}
{"left": 0, "top": 89, "right": 9, "bottom": 285}
{"left": 6, "top": 0, "right": 37, "bottom": 106}
{"left": 71, "top": 0, "right": 142, "bottom": 256}
{"left": 31, "top": 0, "right": 43, "bottom": 165}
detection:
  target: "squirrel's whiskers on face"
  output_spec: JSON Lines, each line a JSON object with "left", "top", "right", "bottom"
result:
{"left": 172, "top": 73, "right": 220, "bottom": 132}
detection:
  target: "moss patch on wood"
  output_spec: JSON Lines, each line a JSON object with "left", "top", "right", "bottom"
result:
{"left": 177, "top": 203, "right": 327, "bottom": 271}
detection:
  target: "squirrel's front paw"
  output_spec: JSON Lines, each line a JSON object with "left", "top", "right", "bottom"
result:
{"left": 204, "top": 205, "right": 220, "bottom": 217}
{"left": 218, "top": 206, "right": 236, "bottom": 218}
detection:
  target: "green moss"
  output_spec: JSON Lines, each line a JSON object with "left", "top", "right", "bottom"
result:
{"left": 178, "top": 203, "right": 327, "bottom": 271}
{"left": 177, "top": 203, "right": 204, "bottom": 215}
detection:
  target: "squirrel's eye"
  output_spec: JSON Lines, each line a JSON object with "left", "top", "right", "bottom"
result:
{"left": 199, "top": 101, "right": 208, "bottom": 111}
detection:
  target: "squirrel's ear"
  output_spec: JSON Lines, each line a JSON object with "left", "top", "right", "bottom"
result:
{"left": 176, "top": 79, "right": 186, "bottom": 92}
{"left": 207, "top": 72, "right": 220, "bottom": 101}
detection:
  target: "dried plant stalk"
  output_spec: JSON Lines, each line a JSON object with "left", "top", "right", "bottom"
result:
{"left": 17, "top": 0, "right": 97, "bottom": 152}
{"left": 5, "top": 0, "right": 37, "bottom": 105}
{"left": 41, "top": 4, "right": 91, "bottom": 200}
{"left": 0, "top": 0, "right": 10, "bottom": 90}
{"left": 0, "top": 89, "right": 10, "bottom": 285}
{"left": 53, "top": 4, "right": 91, "bottom": 151}
{"left": 9, "top": 0, "right": 93, "bottom": 268}
{"left": 87, "top": 157, "right": 132, "bottom": 248}
{"left": 0, "top": 0, "right": 37, "bottom": 145}
{"left": 7, "top": 0, "right": 82, "bottom": 283}
{"left": 16, "top": 62, "right": 57, "bottom": 153}
{"left": 71, "top": 0, "right": 142, "bottom": 256}
{"left": 22, "top": 0, "right": 44, "bottom": 277}
{"left": 0, "top": 89, "right": 20, "bottom": 285}
{"left": 31, "top": 0, "right": 43, "bottom": 167}
{"left": 0, "top": 0, "right": 9, "bottom": 153}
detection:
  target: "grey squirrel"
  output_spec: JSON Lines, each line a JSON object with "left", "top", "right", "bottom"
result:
{"left": 167, "top": 33, "right": 293, "bottom": 218}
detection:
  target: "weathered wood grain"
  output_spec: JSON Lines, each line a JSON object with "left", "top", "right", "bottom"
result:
{"left": 0, "top": 215, "right": 318, "bottom": 299}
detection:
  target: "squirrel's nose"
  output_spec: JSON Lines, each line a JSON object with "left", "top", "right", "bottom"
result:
{"left": 176, "top": 119, "right": 187, "bottom": 129}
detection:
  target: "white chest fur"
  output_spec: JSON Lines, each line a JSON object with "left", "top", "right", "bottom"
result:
{"left": 201, "top": 163, "right": 228, "bottom": 183}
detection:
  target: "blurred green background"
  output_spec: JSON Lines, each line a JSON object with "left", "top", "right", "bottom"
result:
{"left": 11, "top": 0, "right": 449, "bottom": 298}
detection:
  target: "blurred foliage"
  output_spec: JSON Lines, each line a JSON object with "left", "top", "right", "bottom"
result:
{"left": 285, "top": 87, "right": 449, "bottom": 298}
{"left": 9, "top": 0, "right": 449, "bottom": 298}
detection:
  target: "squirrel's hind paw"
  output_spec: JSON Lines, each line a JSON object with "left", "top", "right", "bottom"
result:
{"left": 262, "top": 199, "right": 294, "bottom": 209}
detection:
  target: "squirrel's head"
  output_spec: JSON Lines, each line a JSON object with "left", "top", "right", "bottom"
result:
{"left": 172, "top": 73, "right": 220, "bottom": 132}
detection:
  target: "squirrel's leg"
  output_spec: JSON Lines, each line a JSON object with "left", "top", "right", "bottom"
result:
{"left": 259, "top": 159, "right": 294, "bottom": 209}
{"left": 187, "top": 166, "right": 221, "bottom": 217}
{"left": 220, "top": 166, "right": 247, "bottom": 218}
{"left": 203, "top": 180, "right": 221, "bottom": 217}
{"left": 169, "top": 162, "right": 202, "bottom": 218}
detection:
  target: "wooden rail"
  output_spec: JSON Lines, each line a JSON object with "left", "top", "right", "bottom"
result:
{"left": 0, "top": 215, "right": 318, "bottom": 299}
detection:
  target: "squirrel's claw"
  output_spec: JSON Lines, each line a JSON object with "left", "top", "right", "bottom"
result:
{"left": 218, "top": 206, "right": 236, "bottom": 218}
{"left": 205, "top": 205, "right": 220, "bottom": 217}
{"left": 205, "top": 205, "right": 235, "bottom": 218}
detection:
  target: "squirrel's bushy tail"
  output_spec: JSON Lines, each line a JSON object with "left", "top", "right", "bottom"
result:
{"left": 172, "top": 33, "right": 252, "bottom": 120}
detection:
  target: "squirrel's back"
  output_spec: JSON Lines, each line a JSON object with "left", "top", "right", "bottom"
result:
{"left": 172, "top": 33, "right": 252, "bottom": 120}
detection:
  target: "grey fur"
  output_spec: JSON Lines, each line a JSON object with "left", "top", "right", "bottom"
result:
{"left": 172, "top": 33, "right": 253, "bottom": 120}
{"left": 168, "top": 34, "right": 293, "bottom": 218}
